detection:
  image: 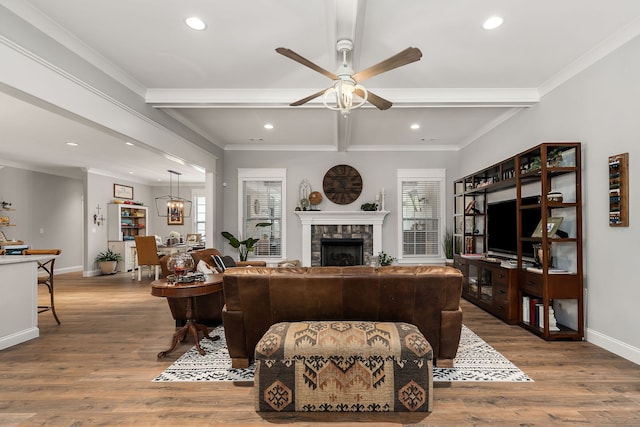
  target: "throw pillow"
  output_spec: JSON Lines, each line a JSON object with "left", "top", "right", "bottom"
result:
{"left": 221, "top": 255, "right": 237, "bottom": 268}
{"left": 212, "top": 255, "right": 226, "bottom": 272}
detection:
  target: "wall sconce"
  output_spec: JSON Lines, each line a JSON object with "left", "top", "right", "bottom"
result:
{"left": 93, "top": 204, "right": 105, "bottom": 226}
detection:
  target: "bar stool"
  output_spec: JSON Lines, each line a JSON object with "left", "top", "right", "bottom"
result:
{"left": 22, "top": 249, "right": 62, "bottom": 324}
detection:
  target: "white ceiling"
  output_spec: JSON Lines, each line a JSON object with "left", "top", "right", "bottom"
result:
{"left": 2, "top": 0, "right": 640, "bottom": 184}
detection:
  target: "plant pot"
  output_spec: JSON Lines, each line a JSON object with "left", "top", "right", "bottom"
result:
{"left": 99, "top": 261, "right": 117, "bottom": 275}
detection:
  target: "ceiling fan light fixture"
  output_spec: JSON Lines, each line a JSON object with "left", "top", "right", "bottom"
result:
{"left": 323, "top": 78, "right": 368, "bottom": 117}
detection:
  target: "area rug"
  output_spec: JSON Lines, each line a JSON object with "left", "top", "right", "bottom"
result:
{"left": 153, "top": 325, "right": 533, "bottom": 383}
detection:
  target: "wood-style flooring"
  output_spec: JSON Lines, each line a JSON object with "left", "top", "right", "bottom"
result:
{"left": 0, "top": 271, "right": 639, "bottom": 426}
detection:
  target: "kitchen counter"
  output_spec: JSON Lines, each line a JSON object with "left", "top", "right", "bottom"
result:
{"left": 0, "top": 254, "right": 60, "bottom": 350}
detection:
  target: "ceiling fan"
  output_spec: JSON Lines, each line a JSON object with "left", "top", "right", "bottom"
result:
{"left": 276, "top": 40, "right": 422, "bottom": 115}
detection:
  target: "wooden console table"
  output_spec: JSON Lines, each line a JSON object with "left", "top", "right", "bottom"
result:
{"left": 151, "top": 275, "right": 222, "bottom": 358}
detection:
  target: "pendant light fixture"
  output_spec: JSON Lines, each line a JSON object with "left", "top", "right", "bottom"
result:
{"left": 155, "top": 170, "right": 192, "bottom": 218}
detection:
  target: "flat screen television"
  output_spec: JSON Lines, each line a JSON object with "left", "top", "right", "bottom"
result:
{"left": 487, "top": 196, "right": 541, "bottom": 258}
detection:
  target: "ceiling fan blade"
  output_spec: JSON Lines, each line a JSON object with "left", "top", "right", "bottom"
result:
{"left": 290, "top": 89, "right": 327, "bottom": 107}
{"left": 355, "top": 89, "right": 392, "bottom": 110}
{"left": 276, "top": 47, "right": 338, "bottom": 80}
{"left": 352, "top": 47, "right": 422, "bottom": 83}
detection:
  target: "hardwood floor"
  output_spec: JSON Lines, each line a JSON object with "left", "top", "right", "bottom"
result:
{"left": 1, "top": 271, "right": 639, "bottom": 426}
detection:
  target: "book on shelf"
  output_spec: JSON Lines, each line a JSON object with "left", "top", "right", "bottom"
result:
{"left": 528, "top": 297, "right": 542, "bottom": 326}
{"left": 537, "top": 303, "right": 544, "bottom": 328}
{"left": 523, "top": 296, "right": 530, "bottom": 323}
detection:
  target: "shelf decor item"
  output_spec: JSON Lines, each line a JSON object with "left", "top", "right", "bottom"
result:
{"left": 308, "top": 191, "right": 323, "bottom": 209}
{"left": 360, "top": 202, "right": 378, "bottom": 211}
{"left": 531, "top": 217, "right": 563, "bottom": 238}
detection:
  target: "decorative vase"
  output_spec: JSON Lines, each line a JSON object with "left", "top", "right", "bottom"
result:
{"left": 167, "top": 253, "right": 194, "bottom": 278}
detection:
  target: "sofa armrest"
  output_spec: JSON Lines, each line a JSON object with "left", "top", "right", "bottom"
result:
{"left": 438, "top": 307, "right": 463, "bottom": 367}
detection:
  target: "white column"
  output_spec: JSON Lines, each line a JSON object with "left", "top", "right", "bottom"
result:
{"left": 301, "top": 222, "right": 312, "bottom": 267}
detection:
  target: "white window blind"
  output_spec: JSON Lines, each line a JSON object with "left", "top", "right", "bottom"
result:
{"left": 194, "top": 196, "right": 206, "bottom": 237}
{"left": 397, "top": 169, "right": 446, "bottom": 260}
{"left": 238, "top": 168, "right": 286, "bottom": 259}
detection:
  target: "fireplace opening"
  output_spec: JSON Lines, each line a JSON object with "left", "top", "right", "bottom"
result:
{"left": 321, "top": 238, "right": 364, "bottom": 266}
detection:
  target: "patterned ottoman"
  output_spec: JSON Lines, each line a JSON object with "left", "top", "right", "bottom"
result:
{"left": 254, "top": 321, "right": 433, "bottom": 412}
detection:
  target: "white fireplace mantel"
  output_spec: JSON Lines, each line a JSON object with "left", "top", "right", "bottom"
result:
{"left": 295, "top": 211, "right": 390, "bottom": 266}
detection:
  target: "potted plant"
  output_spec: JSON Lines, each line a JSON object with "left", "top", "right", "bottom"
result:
{"left": 95, "top": 249, "right": 122, "bottom": 275}
{"left": 442, "top": 229, "right": 455, "bottom": 265}
{"left": 221, "top": 223, "right": 271, "bottom": 261}
{"left": 376, "top": 251, "right": 396, "bottom": 267}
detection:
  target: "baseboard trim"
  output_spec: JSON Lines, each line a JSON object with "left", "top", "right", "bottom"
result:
{"left": 0, "top": 327, "right": 39, "bottom": 350}
{"left": 587, "top": 327, "right": 640, "bottom": 366}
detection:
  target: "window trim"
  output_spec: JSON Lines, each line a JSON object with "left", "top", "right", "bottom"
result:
{"left": 396, "top": 168, "right": 446, "bottom": 264}
{"left": 237, "top": 168, "right": 287, "bottom": 261}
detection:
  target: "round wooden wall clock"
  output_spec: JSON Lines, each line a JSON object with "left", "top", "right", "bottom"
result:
{"left": 322, "top": 164, "right": 363, "bottom": 205}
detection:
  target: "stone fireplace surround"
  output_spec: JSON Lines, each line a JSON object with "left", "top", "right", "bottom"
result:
{"left": 295, "top": 211, "right": 389, "bottom": 267}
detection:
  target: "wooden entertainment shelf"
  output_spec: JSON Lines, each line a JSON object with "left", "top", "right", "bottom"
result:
{"left": 454, "top": 142, "right": 584, "bottom": 340}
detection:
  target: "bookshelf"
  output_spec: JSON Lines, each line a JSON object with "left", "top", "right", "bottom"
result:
{"left": 454, "top": 142, "right": 583, "bottom": 340}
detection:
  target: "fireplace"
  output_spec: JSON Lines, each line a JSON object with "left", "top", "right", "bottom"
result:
{"left": 295, "top": 211, "right": 389, "bottom": 267}
{"left": 321, "top": 238, "right": 364, "bottom": 266}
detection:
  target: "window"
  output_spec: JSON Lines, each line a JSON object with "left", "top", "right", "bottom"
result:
{"left": 397, "top": 169, "right": 446, "bottom": 262}
{"left": 238, "top": 169, "right": 286, "bottom": 259}
{"left": 194, "top": 195, "right": 206, "bottom": 237}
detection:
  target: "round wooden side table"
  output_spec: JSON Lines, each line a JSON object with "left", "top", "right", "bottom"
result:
{"left": 151, "top": 274, "right": 222, "bottom": 358}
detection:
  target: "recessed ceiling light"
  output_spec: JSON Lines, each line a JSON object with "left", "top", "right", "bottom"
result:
{"left": 410, "top": 123, "right": 420, "bottom": 130}
{"left": 483, "top": 16, "right": 503, "bottom": 30}
{"left": 185, "top": 16, "right": 207, "bottom": 31}
{"left": 264, "top": 123, "right": 274, "bottom": 130}
{"left": 125, "top": 141, "right": 134, "bottom": 146}
{"left": 128, "top": 171, "right": 134, "bottom": 175}
{"left": 65, "top": 142, "right": 78, "bottom": 146}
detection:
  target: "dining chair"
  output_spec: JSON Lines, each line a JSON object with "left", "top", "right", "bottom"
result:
{"left": 22, "top": 249, "right": 62, "bottom": 324}
{"left": 133, "top": 236, "right": 161, "bottom": 281}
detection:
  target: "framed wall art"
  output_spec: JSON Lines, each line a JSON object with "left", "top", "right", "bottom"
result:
{"left": 609, "top": 152, "right": 629, "bottom": 227}
{"left": 167, "top": 204, "right": 184, "bottom": 225}
{"left": 113, "top": 184, "right": 134, "bottom": 200}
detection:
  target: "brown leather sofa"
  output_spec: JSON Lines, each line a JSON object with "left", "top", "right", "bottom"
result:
{"left": 222, "top": 265, "right": 463, "bottom": 368}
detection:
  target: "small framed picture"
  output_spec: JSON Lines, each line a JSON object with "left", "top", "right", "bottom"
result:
{"left": 114, "top": 184, "right": 134, "bottom": 200}
{"left": 531, "top": 217, "right": 564, "bottom": 238}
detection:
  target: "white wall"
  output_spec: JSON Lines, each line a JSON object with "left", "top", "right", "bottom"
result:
{"left": 221, "top": 150, "right": 460, "bottom": 260}
{"left": 459, "top": 35, "right": 640, "bottom": 364}
{"left": 0, "top": 166, "right": 83, "bottom": 272}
